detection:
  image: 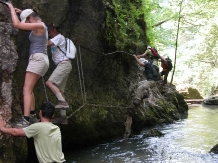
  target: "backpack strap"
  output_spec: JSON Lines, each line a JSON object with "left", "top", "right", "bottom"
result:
{"left": 57, "top": 46, "right": 66, "bottom": 55}
{"left": 57, "top": 38, "right": 67, "bottom": 56}
{"left": 148, "top": 59, "right": 153, "bottom": 64}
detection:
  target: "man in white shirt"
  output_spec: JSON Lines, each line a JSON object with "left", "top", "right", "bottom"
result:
{"left": 46, "top": 24, "right": 72, "bottom": 113}
{"left": 0, "top": 102, "right": 66, "bottom": 163}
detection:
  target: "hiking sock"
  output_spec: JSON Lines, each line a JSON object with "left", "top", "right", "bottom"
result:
{"left": 60, "top": 110, "right": 66, "bottom": 117}
{"left": 30, "top": 110, "right": 35, "bottom": 115}
{"left": 24, "top": 116, "right": 30, "bottom": 122}
{"left": 56, "top": 93, "right": 65, "bottom": 101}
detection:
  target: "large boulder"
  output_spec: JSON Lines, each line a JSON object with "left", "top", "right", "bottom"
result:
{"left": 188, "top": 87, "right": 203, "bottom": 99}
{"left": 142, "top": 128, "right": 164, "bottom": 138}
{"left": 203, "top": 95, "right": 218, "bottom": 105}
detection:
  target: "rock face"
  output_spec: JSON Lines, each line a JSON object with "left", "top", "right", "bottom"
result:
{"left": 0, "top": 5, "right": 28, "bottom": 163}
{"left": 210, "top": 143, "right": 218, "bottom": 154}
{"left": 143, "top": 128, "right": 164, "bottom": 138}
{"left": 0, "top": 0, "right": 188, "bottom": 162}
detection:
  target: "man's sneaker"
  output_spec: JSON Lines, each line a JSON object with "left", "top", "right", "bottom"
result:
{"left": 14, "top": 117, "right": 30, "bottom": 128}
{"left": 29, "top": 114, "right": 38, "bottom": 124}
{"left": 51, "top": 116, "right": 68, "bottom": 124}
{"left": 55, "top": 100, "right": 69, "bottom": 110}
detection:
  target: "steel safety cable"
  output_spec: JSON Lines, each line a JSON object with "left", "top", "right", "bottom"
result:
{"left": 67, "top": 103, "right": 86, "bottom": 119}
{"left": 76, "top": 45, "right": 85, "bottom": 103}
{"left": 67, "top": 46, "right": 134, "bottom": 119}
{"left": 77, "top": 44, "right": 133, "bottom": 57}
{"left": 67, "top": 45, "right": 87, "bottom": 119}
{"left": 41, "top": 76, "right": 49, "bottom": 101}
{"left": 79, "top": 45, "right": 87, "bottom": 103}
{"left": 86, "top": 103, "right": 133, "bottom": 109}
{"left": 103, "top": 51, "right": 133, "bottom": 56}
{"left": 67, "top": 103, "right": 133, "bottom": 119}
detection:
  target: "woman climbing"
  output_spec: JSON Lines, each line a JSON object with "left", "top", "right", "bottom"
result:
{"left": 6, "top": 2, "right": 49, "bottom": 128}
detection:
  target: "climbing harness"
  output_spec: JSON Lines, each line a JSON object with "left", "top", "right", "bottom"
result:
{"left": 41, "top": 76, "right": 49, "bottom": 102}
{"left": 66, "top": 45, "right": 133, "bottom": 119}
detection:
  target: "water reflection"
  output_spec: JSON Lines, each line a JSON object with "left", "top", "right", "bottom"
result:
{"left": 65, "top": 105, "right": 218, "bottom": 163}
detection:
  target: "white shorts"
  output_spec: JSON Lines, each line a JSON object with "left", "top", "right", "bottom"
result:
{"left": 26, "top": 53, "right": 49, "bottom": 76}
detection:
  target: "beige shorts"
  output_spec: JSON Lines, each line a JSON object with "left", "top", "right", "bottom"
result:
{"left": 26, "top": 53, "right": 49, "bottom": 76}
{"left": 48, "top": 61, "right": 72, "bottom": 92}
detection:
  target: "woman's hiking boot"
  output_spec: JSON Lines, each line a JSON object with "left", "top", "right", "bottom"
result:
{"left": 55, "top": 100, "right": 69, "bottom": 110}
{"left": 14, "top": 117, "right": 29, "bottom": 128}
{"left": 29, "top": 114, "right": 38, "bottom": 124}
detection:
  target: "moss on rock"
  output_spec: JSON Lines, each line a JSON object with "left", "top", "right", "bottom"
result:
{"left": 188, "top": 87, "right": 203, "bottom": 99}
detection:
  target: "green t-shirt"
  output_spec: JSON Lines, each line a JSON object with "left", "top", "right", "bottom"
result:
{"left": 144, "top": 49, "right": 153, "bottom": 58}
{"left": 23, "top": 122, "right": 65, "bottom": 163}
{"left": 144, "top": 49, "right": 158, "bottom": 66}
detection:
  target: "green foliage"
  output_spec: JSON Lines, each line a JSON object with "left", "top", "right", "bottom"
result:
{"left": 105, "top": 0, "right": 218, "bottom": 97}
{"left": 141, "top": 0, "right": 218, "bottom": 97}
{"left": 105, "top": 0, "right": 146, "bottom": 51}
{"left": 142, "top": 0, "right": 180, "bottom": 48}
{"left": 173, "top": 0, "right": 218, "bottom": 97}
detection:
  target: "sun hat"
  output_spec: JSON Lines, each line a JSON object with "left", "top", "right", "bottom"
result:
{"left": 20, "top": 9, "right": 34, "bottom": 23}
{"left": 147, "top": 45, "right": 151, "bottom": 49}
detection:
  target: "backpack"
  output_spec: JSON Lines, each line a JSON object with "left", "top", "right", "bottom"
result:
{"left": 148, "top": 47, "right": 160, "bottom": 60}
{"left": 144, "top": 61, "right": 161, "bottom": 81}
{"left": 165, "top": 57, "right": 173, "bottom": 71}
{"left": 151, "top": 63, "right": 161, "bottom": 81}
{"left": 58, "top": 38, "right": 76, "bottom": 59}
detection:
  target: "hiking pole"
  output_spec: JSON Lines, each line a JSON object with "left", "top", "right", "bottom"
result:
{"left": 41, "top": 76, "right": 49, "bottom": 102}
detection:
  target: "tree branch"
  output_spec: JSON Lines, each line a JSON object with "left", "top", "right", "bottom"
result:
{"left": 170, "top": 0, "right": 184, "bottom": 86}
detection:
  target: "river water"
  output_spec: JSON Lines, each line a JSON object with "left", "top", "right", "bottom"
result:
{"left": 65, "top": 104, "right": 218, "bottom": 163}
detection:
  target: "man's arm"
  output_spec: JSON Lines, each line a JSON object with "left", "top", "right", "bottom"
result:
{"left": 47, "top": 40, "right": 55, "bottom": 47}
{"left": 160, "top": 56, "right": 167, "bottom": 64}
{"left": 0, "top": 115, "right": 26, "bottom": 136}
{"left": 136, "top": 50, "right": 149, "bottom": 59}
{"left": 133, "top": 55, "right": 145, "bottom": 67}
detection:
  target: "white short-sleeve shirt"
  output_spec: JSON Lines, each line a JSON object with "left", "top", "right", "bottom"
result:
{"left": 50, "top": 34, "right": 69, "bottom": 65}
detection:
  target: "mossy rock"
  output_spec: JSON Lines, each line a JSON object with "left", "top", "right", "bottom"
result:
{"left": 188, "top": 87, "right": 203, "bottom": 99}
{"left": 143, "top": 128, "right": 164, "bottom": 138}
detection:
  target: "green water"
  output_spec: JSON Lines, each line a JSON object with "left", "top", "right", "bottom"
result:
{"left": 65, "top": 105, "right": 218, "bottom": 163}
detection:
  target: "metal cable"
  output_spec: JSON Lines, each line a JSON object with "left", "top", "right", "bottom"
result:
{"left": 103, "top": 51, "right": 133, "bottom": 56}
{"left": 76, "top": 46, "right": 85, "bottom": 103}
{"left": 86, "top": 103, "right": 133, "bottom": 109}
{"left": 67, "top": 45, "right": 133, "bottom": 119}
{"left": 41, "top": 76, "right": 48, "bottom": 101}
{"left": 67, "top": 103, "right": 133, "bottom": 119}
{"left": 77, "top": 44, "right": 133, "bottom": 56}
{"left": 78, "top": 45, "right": 87, "bottom": 103}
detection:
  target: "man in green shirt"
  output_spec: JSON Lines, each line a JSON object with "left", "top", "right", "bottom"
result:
{"left": 0, "top": 102, "right": 66, "bottom": 163}
{"left": 136, "top": 45, "right": 167, "bottom": 67}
